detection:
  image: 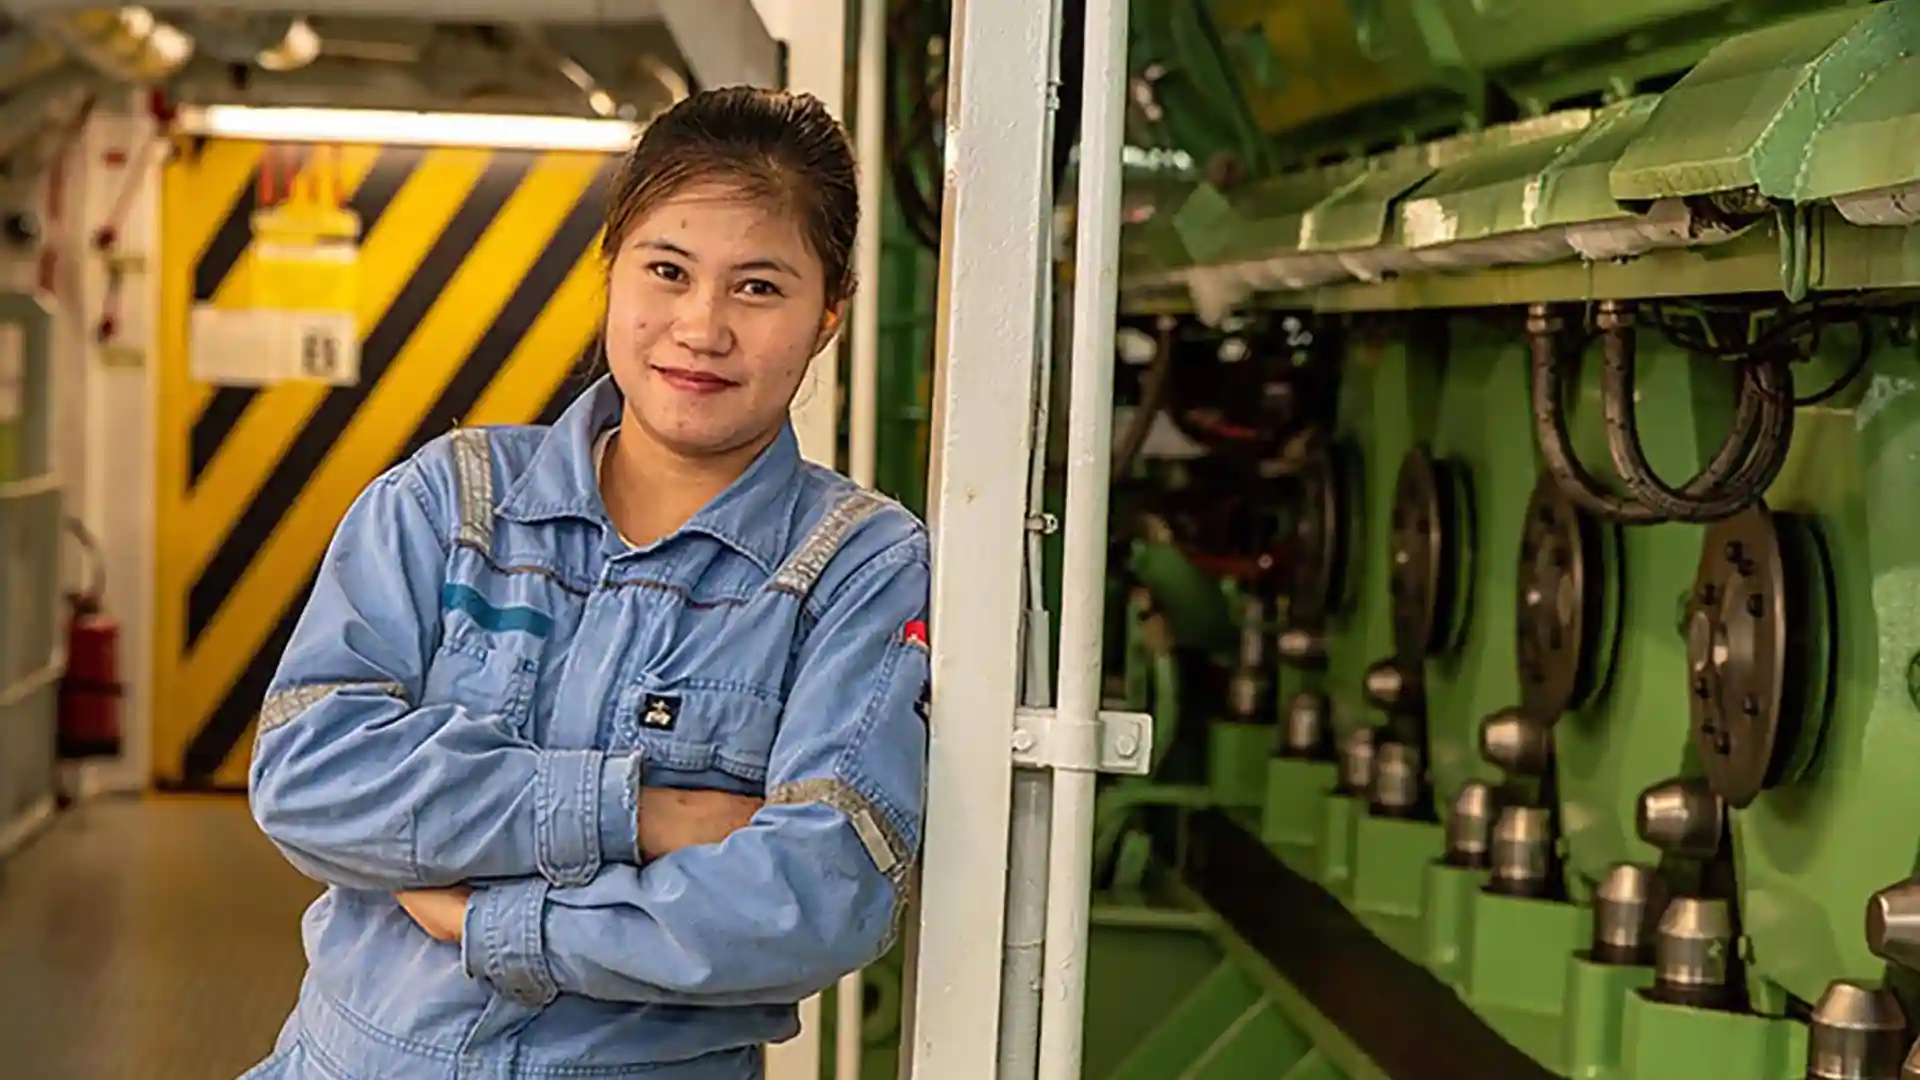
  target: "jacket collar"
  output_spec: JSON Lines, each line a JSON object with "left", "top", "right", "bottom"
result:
{"left": 494, "top": 374, "right": 803, "bottom": 573}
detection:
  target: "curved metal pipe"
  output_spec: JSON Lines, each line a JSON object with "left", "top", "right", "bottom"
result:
{"left": 1527, "top": 302, "right": 1790, "bottom": 525}
{"left": 1598, "top": 300, "right": 1793, "bottom": 523}
{"left": 1528, "top": 304, "right": 1661, "bottom": 524}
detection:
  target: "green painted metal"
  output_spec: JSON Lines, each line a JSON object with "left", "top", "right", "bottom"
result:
{"left": 1389, "top": 95, "right": 1686, "bottom": 251}
{"left": 1299, "top": 145, "right": 1433, "bottom": 255}
{"left": 1422, "top": 322, "right": 1537, "bottom": 804}
{"left": 1301, "top": 113, "right": 1592, "bottom": 254}
{"left": 1607, "top": 1, "right": 1907, "bottom": 202}
{"left": 1525, "top": 96, "right": 1674, "bottom": 239}
{"left": 1395, "top": 118, "right": 1595, "bottom": 250}
{"left": 1563, "top": 959, "right": 1659, "bottom": 1080}
{"left": 1205, "top": 0, "right": 1848, "bottom": 167}
{"left": 1118, "top": 3, "right": 1920, "bottom": 311}
{"left": 1129, "top": 539, "right": 1239, "bottom": 658}
{"left": 1131, "top": 0, "right": 1281, "bottom": 178}
{"left": 1349, "top": 816, "right": 1445, "bottom": 957}
{"left": 1261, "top": 756, "right": 1338, "bottom": 860}
{"left": 1420, "top": 862, "right": 1483, "bottom": 988}
{"left": 1617, "top": 993, "right": 1808, "bottom": 1080}
{"left": 1317, "top": 792, "right": 1364, "bottom": 900}
{"left": 872, "top": 187, "right": 936, "bottom": 515}
{"left": 1798, "top": 39, "right": 1920, "bottom": 201}
{"left": 1726, "top": 332, "right": 1920, "bottom": 1008}
{"left": 1208, "top": 721, "right": 1279, "bottom": 810}
{"left": 1461, "top": 893, "right": 1591, "bottom": 1071}
{"left": 1550, "top": 332, "right": 1728, "bottom": 898}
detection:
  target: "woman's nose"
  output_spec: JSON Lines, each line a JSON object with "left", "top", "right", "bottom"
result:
{"left": 672, "top": 290, "right": 732, "bottom": 353}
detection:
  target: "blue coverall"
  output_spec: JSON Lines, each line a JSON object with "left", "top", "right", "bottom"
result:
{"left": 243, "top": 374, "right": 931, "bottom": 1079}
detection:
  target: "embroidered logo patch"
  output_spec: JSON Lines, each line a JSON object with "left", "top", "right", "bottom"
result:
{"left": 640, "top": 694, "right": 679, "bottom": 731}
{"left": 903, "top": 619, "right": 929, "bottom": 651}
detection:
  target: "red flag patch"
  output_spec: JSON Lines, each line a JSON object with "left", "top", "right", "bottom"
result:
{"left": 902, "top": 619, "right": 929, "bottom": 650}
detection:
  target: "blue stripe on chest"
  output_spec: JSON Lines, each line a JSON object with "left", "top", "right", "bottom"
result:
{"left": 441, "top": 581, "right": 554, "bottom": 638}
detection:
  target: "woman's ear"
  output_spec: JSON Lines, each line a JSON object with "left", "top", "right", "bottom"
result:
{"left": 813, "top": 302, "right": 846, "bottom": 355}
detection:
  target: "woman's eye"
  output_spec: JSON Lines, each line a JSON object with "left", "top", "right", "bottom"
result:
{"left": 647, "top": 262, "right": 686, "bottom": 283}
{"left": 739, "top": 279, "right": 782, "bottom": 299}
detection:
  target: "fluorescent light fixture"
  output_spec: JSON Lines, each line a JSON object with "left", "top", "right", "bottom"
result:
{"left": 176, "top": 105, "right": 639, "bottom": 152}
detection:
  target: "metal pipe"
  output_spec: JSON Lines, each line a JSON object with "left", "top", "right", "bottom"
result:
{"left": 847, "top": 0, "right": 886, "bottom": 494}
{"left": 998, "top": 0, "right": 1065, "bottom": 1069}
{"left": 902, "top": 0, "right": 1061, "bottom": 1067}
{"left": 1035, "top": 0, "right": 1129, "bottom": 1075}
{"left": 834, "top": 3, "right": 889, "bottom": 1072}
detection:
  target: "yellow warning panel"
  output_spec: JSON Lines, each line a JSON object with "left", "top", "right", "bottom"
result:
{"left": 153, "top": 136, "right": 614, "bottom": 790}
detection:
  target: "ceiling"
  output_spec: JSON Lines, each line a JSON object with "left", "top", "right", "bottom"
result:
{"left": 0, "top": 1, "right": 780, "bottom": 206}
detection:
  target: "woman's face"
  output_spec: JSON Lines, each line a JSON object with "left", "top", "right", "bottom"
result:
{"left": 605, "top": 182, "right": 837, "bottom": 459}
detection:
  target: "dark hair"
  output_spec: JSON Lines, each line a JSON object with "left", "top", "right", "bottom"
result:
{"left": 603, "top": 86, "right": 860, "bottom": 304}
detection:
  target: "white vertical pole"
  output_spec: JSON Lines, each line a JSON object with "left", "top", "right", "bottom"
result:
{"left": 1035, "top": 0, "right": 1128, "bottom": 1076}
{"left": 766, "top": 0, "right": 847, "bottom": 471}
{"left": 901, "top": 0, "right": 1060, "bottom": 1073}
{"left": 836, "top": 0, "right": 889, "bottom": 1076}
{"left": 755, "top": 2, "right": 845, "bottom": 1077}
{"left": 847, "top": 0, "right": 885, "bottom": 494}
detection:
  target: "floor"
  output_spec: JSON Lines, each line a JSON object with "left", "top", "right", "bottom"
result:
{"left": 0, "top": 796, "right": 319, "bottom": 1080}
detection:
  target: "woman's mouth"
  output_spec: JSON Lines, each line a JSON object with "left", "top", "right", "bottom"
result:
{"left": 652, "top": 366, "right": 739, "bottom": 395}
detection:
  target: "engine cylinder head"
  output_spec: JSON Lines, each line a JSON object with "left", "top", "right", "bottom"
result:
{"left": 1362, "top": 660, "right": 1413, "bottom": 712}
{"left": 1276, "top": 628, "right": 1327, "bottom": 666}
{"left": 1479, "top": 709, "right": 1552, "bottom": 775}
{"left": 1635, "top": 777, "right": 1725, "bottom": 859}
{"left": 1650, "top": 896, "right": 1734, "bottom": 1008}
{"left": 1486, "top": 805, "right": 1553, "bottom": 897}
{"left": 1444, "top": 781, "right": 1497, "bottom": 868}
{"left": 1337, "top": 727, "right": 1376, "bottom": 796}
{"left": 1370, "top": 742, "right": 1422, "bottom": 816}
{"left": 1866, "top": 880, "right": 1920, "bottom": 973}
{"left": 1591, "top": 862, "right": 1664, "bottom": 966}
{"left": 1281, "top": 691, "right": 1331, "bottom": 758}
{"left": 1806, "top": 980, "right": 1906, "bottom": 1080}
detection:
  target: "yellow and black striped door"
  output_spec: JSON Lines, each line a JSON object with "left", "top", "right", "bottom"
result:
{"left": 154, "top": 136, "right": 615, "bottom": 790}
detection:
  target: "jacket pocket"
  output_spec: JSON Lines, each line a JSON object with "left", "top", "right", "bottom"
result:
{"left": 422, "top": 601, "right": 542, "bottom": 732}
{"left": 614, "top": 681, "right": 782, "bottom": 784}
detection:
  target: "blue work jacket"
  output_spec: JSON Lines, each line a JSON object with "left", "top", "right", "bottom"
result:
{"left": 243, "top": 375, "right": 931, "bottom": 1080}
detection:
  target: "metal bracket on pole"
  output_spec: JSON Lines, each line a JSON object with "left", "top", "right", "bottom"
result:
{"left": 1010, "top": 707, "right": 1155, "bottom": 776}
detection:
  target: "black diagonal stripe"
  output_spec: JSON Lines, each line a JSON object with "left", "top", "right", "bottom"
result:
{"left": 183, "top": 150, "right": 536, "bottom": 653}
{"left": 400, "top": 160, "right": 615, "bottom": 458}
{"left": 181, "top": 581, "right": 309, "bottom": 784}
{"left": 180, "top": 161, "right": 603, "bottom": 783}
{"left": 193, "top": 147, "right": 307, "bottom": 303}
{"left": 187, "top": 146, "right": 428, "bottom": 488}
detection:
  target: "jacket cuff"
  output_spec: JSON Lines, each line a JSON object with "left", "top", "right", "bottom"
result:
{"left": 462, "top": 879, "right": 557, "bottom": 1007}
{"left": 598, "top": 750, "right": 643, "bottom": 864}
{"left": 534, "top": 749, "right": 607, "bottom": 886}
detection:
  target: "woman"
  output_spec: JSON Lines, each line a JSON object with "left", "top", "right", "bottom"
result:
{"left": 243, "top": 86, "right": 930, "bottom": 1080}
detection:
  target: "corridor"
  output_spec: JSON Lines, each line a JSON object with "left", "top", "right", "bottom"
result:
{"left": 0, "top": 797, "right": 316, "bottom": 1080}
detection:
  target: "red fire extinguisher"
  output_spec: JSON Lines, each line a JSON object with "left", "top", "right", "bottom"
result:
{"left": 57, "top": 518, "right": 122, "bottom": 760}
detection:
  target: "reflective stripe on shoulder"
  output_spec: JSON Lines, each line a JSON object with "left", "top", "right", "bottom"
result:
{"left": 257, "top": 680, "right": 407, "bottom": 737}
{"left": 769, "top": 488, "right": 890, "bottom": 599}
{"left": 768, "top": 777, "right": 910, "bottom": 881}
{"left": 449, "top": 428, "right": 495, "bottom": 550}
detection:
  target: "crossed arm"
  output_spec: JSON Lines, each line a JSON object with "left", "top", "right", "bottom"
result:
{"left": 250, "top": 461, "right": 930, "bottom": 1005}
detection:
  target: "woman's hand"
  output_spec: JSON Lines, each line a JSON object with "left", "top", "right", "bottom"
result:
{"left": 396, "top": 886, "right": 472, "bottom": 942}
{"left": 639, "top": 787, "right": 764, "bottom": 859}
{"left": 392, "top": 789, "right": 755, "bottom": 939}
